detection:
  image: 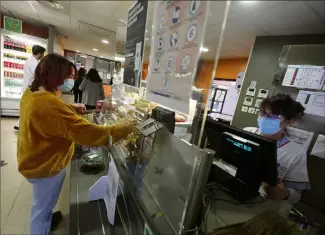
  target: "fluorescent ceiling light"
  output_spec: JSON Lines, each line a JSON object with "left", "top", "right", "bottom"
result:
{"left": 99, "top": 56, "right": 103, "bottom": 58}
{"left": 8, "top": 35, "right": 39, "bottom": 45}
{"left": 115, "top": 56, "right": 125, "bottom": 62}
{"left": 28, "top": 1, "right": 37, "bottom": 12}
{"left": 93, "top": 48, "right": 98, "bottom": 51}
{"left": 102, "top": 39, "right": 109, "bottom": 44}
{"left": 241, "top": 1, "right": 258, "bottom": 4}
{"left": 76, "top": 50, "right": 80, "bottom": 52}
{"left": 200, "top": 47, "right": 209, "bottom": 52}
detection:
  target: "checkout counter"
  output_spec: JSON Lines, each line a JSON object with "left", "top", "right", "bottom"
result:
{"left": 68, "top": 109, "right": 296, "bottom": 235}
{"left": 69, "top": 111, "right": 213, "bottom": 234}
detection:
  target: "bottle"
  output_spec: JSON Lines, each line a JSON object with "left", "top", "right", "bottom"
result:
{"left": 4, "top": 38, "right": 8, "bottom": 49}
{"left": 23, "top": 43, "right": 27, "bottom": 52}
{"left": 16, "top": 42, "right": 21, "bottom": 51}
{"left": 16, "top": 41, "right": 21, "bottom": 51}
{"left": 13, "top": 41, "right": 18, "bottom": 51}
{"left": 17, "top": 42, "right": 22, "bottom": 51}
{"left": 7, "top": 39, "right": 13, "bottom": 50}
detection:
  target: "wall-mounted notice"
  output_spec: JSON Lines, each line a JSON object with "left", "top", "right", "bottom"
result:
{"left": 123, "top": 0, "right": 148, "bottom": 87}
{"left": 282, "top": 65, "right": 325, "bottom": 90}
{"left": 311, "top": 134, "right": 325, "bottom": 159}
{"left": 296, "top": 90, "right": 325, "bottom": 117}
{"left": 145, "top": 0, "right": 209, "bottom": 114}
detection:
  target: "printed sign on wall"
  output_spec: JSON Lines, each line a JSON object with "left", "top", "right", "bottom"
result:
{"left": 123, "top": 0, "right": 148, "bottom": 87}
{"left": 4, "top": 16, "right": 22, "bottom": 34}
{"left": 145, "top": 0, "right": 209, "bottom": 114}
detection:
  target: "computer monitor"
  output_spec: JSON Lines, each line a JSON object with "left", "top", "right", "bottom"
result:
{"left": 204, "top": 119, "right": 278, "bottom": 201}
{"left": 151, "top": 106, "right": 175, "bottom": 134}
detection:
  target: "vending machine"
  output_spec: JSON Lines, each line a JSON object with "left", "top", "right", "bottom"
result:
{"left": 0, "top": 29, "right": 47, "bottom": 116}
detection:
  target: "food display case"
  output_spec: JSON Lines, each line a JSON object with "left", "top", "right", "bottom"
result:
{"left": 93, "top": 107, "right": 214, "bottom": 234}
{"left": 0, "top": 29, "right": 47, "bottom": 116}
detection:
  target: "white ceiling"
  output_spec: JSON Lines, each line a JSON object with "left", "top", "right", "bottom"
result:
{"left": 1, "top": 1, "right": 324, "bottom": 60}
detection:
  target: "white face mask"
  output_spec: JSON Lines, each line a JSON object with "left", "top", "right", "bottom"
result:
{"left": 58, "top": 79, "right": 74, "bottom": 92}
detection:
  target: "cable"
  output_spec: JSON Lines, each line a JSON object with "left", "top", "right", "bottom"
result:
{"left": 204, "top": 182, "right": 267, "bottom": 205}
{"left": 181, "top": 203, "right": 211, "bottom": 234}
{"left": 211, "top": 198, "right": 266, "bottom": 205}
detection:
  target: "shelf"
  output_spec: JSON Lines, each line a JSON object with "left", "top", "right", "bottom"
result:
{"left": 3, "top": 67, "right": 24, "bottom": 73}
{"left": 4, "top": 77, "right": 23, "bottom": 81}
{"left": 2, "top": 48, "right": 32, "bottom": 57}
{"left": 3, "top": 58, "right": 26, "bottom": 64}
{"left": 4, "top": 78, "right": 23, "bottom": 87}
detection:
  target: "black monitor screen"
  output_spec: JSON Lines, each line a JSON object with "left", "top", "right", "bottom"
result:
{"left": 151, "top": 106, "right": 175, "bottom": 134}
{"left": 204, "top": 119, "right": 277, "bottom": 186}
{"left": 221, "top": 132, "right": 260, "bottom": 167}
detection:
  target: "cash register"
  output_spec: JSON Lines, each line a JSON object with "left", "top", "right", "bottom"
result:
{"left": 204, "top": 119, "right": 278, "bottom": 202}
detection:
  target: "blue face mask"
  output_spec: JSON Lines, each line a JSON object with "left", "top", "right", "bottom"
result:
{"left": 58, "top": 79, "right": 74, "bottom": 92}
{"left": 257, "top": 116, "right": 281, "bottom": 135}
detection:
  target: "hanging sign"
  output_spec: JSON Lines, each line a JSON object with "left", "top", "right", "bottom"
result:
{"left": 145, "top": 0, "right": 209, "bottom": 114}
{"left": 4, "top": 16, "right": 22, "bottom": 34}
{"left": 123, "top": 0, "right": 148, "bottom": 87}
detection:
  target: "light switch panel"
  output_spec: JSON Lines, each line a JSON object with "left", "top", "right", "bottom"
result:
{"left": 258, "top": 89, "right": 269, "bottom": 98}
{"left": 255, "top": 99, "right": 263, "bottom": 108}
{"left": 243, "top": 96, "right": 254, "bottom": 106}
{"left": 241, "top": 106, "right": 248, "bottom": 112}
{"left": 248, "top": 107, "right": 255, "bottom": 114}
{"left": 246, "top": 87, "right": 256, "bottom": 96}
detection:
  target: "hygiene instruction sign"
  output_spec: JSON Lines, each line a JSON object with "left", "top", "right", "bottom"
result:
{"left": 145, "top": 0, "right": 209, "bottom": 114}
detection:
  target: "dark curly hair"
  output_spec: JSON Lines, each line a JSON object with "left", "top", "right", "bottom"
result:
{"left": 260, "top": 93, "right": 305, "bottom": 120}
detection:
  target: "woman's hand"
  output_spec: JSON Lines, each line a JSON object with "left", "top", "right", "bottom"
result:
{"left": 264, "top": 185, "right": 290, "bottom": 201}
{"left": 111, "top": 118, "right": 137, "bottom": 144}
{"left": 71, "top": 103, "right": 86, "bottom": 114}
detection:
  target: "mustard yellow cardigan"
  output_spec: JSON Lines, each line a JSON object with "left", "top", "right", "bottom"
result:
{"left": 17, "top": 89, "right": 130, "bottom": 178}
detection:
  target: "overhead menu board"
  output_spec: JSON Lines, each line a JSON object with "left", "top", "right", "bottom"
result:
{"left": 123, "top": 0, "right": 148, "bottom": 87}
{"left": 145, "top": 0, "right": 209, "bottom": 114}
{"left": 282, "top": 65, "right": 325, "bottom": 90}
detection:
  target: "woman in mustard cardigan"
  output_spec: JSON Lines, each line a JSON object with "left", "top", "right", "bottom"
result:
{"left": 17, "top": 53, "right": 135, "bottom": 234}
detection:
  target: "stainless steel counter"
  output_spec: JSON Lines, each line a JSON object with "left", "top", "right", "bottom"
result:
{"left": 69, "top": 147, "right": 124, "bottom": 235}
{"left": 69, "top": 112, "right": 213, "bottom": 235}
{"left": 69, "top": 113, "right": 162, "bottom": 235}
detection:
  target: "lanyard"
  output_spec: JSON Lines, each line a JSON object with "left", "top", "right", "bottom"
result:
{"left": 255, "top": 129, "right": 290, "bottom": 149}
{"left": 277, "top": 136, "right": 290, "bottom": 149}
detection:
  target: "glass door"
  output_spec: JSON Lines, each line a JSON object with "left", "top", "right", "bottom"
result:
{"left": 209, "top": 88, "right": 227, "bottom": 114}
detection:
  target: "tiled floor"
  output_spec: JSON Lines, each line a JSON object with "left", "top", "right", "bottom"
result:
{"left": 0, "top": 94, "right": 74, "bottom": 234}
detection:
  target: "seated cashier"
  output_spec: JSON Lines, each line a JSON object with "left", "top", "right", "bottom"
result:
{"left": 244, "top": 93, "right": 310, "bottom": 203}
{"left": 17, "top": 53, "right": 135, "bottom": 235}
